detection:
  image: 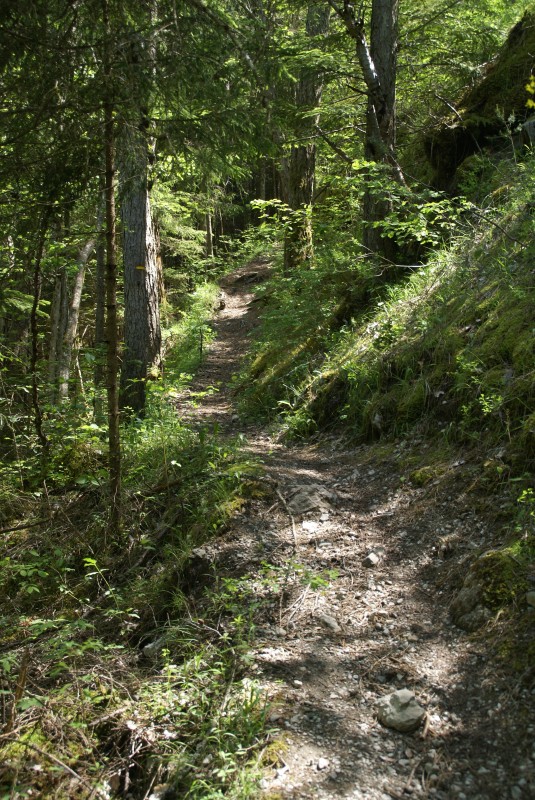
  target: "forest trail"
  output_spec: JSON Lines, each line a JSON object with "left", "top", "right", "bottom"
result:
{"left": 173, "top": 259, "right": 533, "bottom": 800}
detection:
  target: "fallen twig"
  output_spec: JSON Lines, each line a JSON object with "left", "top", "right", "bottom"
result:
{"left": 403, "top": 757, "right": 423, "bottom": 795}
{"left": 285, "top": 585, "right": 311, "bottom": 625}
{"left": 88, "top": 705, "right": 130, "bottom": 728}
{"left": 0, "top": 518, "right": 50, "bottom": 534}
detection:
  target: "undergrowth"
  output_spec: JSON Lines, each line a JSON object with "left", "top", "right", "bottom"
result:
{"left": 161, "top": 282, "right": 221, "bottom": 389}
{"left": 0, "top": 289, "right": 270, "bottom": 798}
{"left": 239, "top": 152, "right": 535, "bottom": 474}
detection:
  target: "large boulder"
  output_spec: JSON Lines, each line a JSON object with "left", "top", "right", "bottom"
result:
{"left": 425, "top": 8, "right": 535, "bottom": 190}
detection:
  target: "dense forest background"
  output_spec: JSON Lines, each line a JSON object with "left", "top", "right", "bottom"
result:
{"left": 1, "top": 1, "right": 534, "bottom": 797}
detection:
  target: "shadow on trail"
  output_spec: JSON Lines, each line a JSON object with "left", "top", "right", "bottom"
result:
{"left": 172, "top": 256, "right": 534, "bottom": 798}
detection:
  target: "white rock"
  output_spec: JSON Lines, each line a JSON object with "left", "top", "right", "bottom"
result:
{"left": 376, "top": 689, "right": 426, "bottom": 732}
{"left": 317, "top": 757, "right": 330, "bottom": 771}
{"left": 363, "top": 551, "right": 380, "bottom": 568}
{"left": 142, "top": 637, "right": 165, "bottom": 660}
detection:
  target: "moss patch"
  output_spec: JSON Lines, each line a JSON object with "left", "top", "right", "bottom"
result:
{"left": 471, "top": 542, "right": 533, "bottom": 610}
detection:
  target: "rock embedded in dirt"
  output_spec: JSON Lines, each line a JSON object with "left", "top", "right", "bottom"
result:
{"left": 376, "top": 688, "right": 426, "bottom": 732}
{"left": 182, "top": 545, "right": 215, "bottom": 591}
{"left": 284, "top": 483, "right": 335, "bottom": 515}
{"left": 317, "top": 757, "right": 329, "bottom": 771}
{"left": 526, "top": 590, "right": 535, "bottom": 608}
{"left": 317, "top": 613, "right": 342, "bottom": 633}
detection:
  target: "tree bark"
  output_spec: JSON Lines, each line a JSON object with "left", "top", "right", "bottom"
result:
{"left": 48, "top": 265, "right": 68, "bottom": 402}
{"left": 119, "top": 124, "right": 161, "bottom": 416}
{"left": 205, "top": 211, "right": 214, "bottom": 258}
{"left": 363, "top": 0, "right": 399, "bottom": 262}
{"left": 117, "top": 0, "right": 161, "bottom": 417}
{"left": 93, "top": 221, "right": 106, "bottom": 421}
{"left": 29, "top": 213, "right": 51, "bottom": 456}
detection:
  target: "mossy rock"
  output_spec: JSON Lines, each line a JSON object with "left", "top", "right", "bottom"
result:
{"left": 425, "top": 8, "right": 535, "bottom": 189}
{"left": 471, "top": 548, "right": 530, "bottom": 610}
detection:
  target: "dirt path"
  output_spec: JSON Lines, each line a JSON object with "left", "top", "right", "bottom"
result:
{"left": 174, "top": 260, "right": 534, "bottom": 800}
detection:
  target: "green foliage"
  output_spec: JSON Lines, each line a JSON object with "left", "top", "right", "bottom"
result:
{"left": 527, "top": 75, "right": 535, "bottom": 109}
{"left": 0, "top": 407, "right": 265, "bottom": 798}
{"left": 160, "top": 282, "right": 220, "bottom": 386}
{"left": 235, "top": 237, "right": 378, "bottom": 421}
{"left": 239, "top": 149, "right": 535, "bottom": 471}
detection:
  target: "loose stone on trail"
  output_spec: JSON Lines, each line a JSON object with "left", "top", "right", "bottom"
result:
{"left": 376, "top": 689, "right": 426, "bottom": 733}
{"left": 363, "top": 550, "right": 382, "bottom": 567}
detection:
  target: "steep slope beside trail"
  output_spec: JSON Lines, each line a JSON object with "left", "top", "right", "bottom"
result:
{"left": 174, "top": 259, "right": 534, "bottom": 800}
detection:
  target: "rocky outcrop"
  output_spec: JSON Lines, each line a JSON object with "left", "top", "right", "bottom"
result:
{"left": 425, "top": 8, "right": 535, "bottom": 190}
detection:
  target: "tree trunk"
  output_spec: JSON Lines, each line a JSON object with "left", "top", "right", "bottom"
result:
{"left": 282, "top": 4, "right": 330, "bottom": 272}
{"left": 118, "top": 0, "right": 161, "bottom": 417}
{"left": 48, "top": 265, "right": 68, "bottom": 402}
{"left": 29, "top": 216, "right": 50, "bottom": 455}
{"left": 330, "top": 0, "right": 401, "bottom": 263}
{"left": 119, "top": 125, "right": 161, "bottom": 416}
{"left": 363, "top": 0, "right": 399, "bottom": 262}
{"left": 205, "top": 211, "right": 214, "bottom": 258}
{"left": 57, "top": 238, "right": 94, "bottom": 402}
{"left": 93, "top": 222, "right": 106, "bottom": 421}
{"left": 103, "top": 0, "right": 121, "bottom": 535}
